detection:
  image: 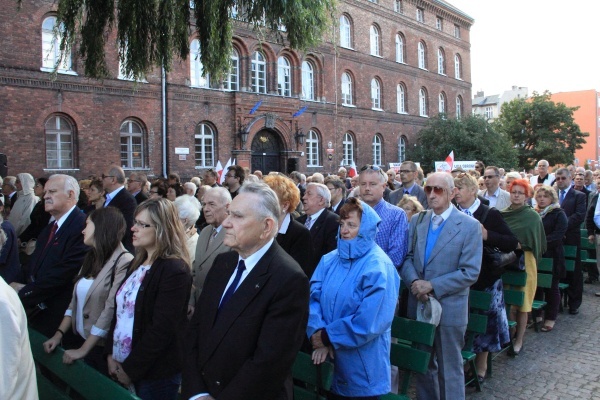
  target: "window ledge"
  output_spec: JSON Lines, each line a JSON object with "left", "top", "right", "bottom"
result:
{"left": 418, "top": 67, "right": 428, "bottom": 71}
{"left": 43, "top": 168, "right": 80, "bottom": 172}
{"left": 340, "top": 46, "right": 355, "bottom": 51}
{"left": 123, "top": 168, "right": 151, "bottom": 171}
{"left": 371, "top": 54, "right": 383, "bottom": 58}
{"left": 40, "top": 67, "right": 78, "bottom": 76}
{"left": 397, "top": 111, "right": 408, "bottom": 115}
{"left": 195, "top": 166, "right": 215, "bottom": 170}
{"left": 372, "top": 107, "right": 384, "bottom": 112}
{"left": 307, "top": 165, "right": 323, "bottom": 168}
{"left": 419, "top": 114, "right": 429, "bottom": 118}
{"left": 190, "top": 84, "right": 210, "bottom": 89}
{"left": 342, "top": 103, "right": 356, "bottom": 108}
{"left": 396, "top": 60, "right": 406, "bottom": 64}
{"left": 438, "top": 72, "right": 446, "bottom": 76}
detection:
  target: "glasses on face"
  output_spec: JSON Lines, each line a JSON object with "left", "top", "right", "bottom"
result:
{"left": 133, "top": 219, "right": 154, "bottom": 229}
{"left": 360, "top": 164, "right": 381, "bottom": 172}
{"left": 555, "top": 176, "right": 569, "bottom": 181}
{"left": 225, "top": 174, "right": 236, "bottom": 179}
{"left": 129, "top": 179, "right": 141, "bottom": 183}
{"left": 101, "top": 174, "right": 114, "bottom": 180}
{"left": 399, "top": 169, "right": 415, "bottom": 174}
{"left": 483, "top": 175, "right": 498, "bottom": 180}
{"left": 424, "top": 186, "right": 445, "bottom": 195}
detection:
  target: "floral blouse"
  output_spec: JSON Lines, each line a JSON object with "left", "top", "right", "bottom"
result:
{"left": 112, "top": 265, "right": 151, "bottom": 363}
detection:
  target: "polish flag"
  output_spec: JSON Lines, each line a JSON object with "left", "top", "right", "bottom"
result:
{"left": 348, "top": 161, "right": 358, "bottom": 178}
{"left": 215, "top": 160, "right": 224, "bottom": 182}
{"left": 445, "top": 151, "right": 454, "bottom": 171}
{"left": 219, "top": 158, "right": 233, "bottom": 185}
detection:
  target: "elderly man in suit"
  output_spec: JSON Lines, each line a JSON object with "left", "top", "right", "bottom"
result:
{"left": 189, "top": 187, "right": 232, "bottom": 314}
{"left": 127, "top": 172, "right": 148, "bottom": 204}
{"left": 182, "top": 183, "right": 309, "bottom": 400}
{"left": 389, "top": 161, "right": 428, "bottom": 209}
{"left": 102, "top": 165, "right": 137, "bottom": 252}
{"left": 401, "top": 172, "right": 482, "bottom": 400}
{"left": 555, "top": 167, "right": 587, "bottom": 314}
{"left": 10, "top": 174, "right": 88, "bottom": 338}
{"left": 478, "top": 166, "right": 511, "bottom": 210}
{"left": 296, "top": 183, "right": 339, "bottom": 277}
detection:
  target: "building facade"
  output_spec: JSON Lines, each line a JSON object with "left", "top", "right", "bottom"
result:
{"left": 0, "top": 0, "right": 473, "bottom": 179}
{"left": 472, "top": 85, "right": 528, "bottom": 122}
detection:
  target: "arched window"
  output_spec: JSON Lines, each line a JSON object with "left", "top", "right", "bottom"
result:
{"left": 370, "top": 25, "right": 381, "bottom": 56}
{"left": 455, "top": 54, "right": 462, "bottom": 79}
{"left": 397, "top": 83, "right": 407, "bottom": 114}
{"left": 341, "top": 72, "right": 353, "bottom": 105}
{"left": 456, "top": 95, "right": 463, "bottom": 119}
{"left": 42, "top": 16, "right": 72, "bottom": 72}
{"left": 395, "top": 33, "right": 405, "bottom": 63}
{"left": 371, "top": 78, "right": 381, "bottom": 109}
{"left": 225, "top": 48, "right": 239, "bottom": 91}
{"left": 418, "top": 41, "right": 427, "bottom": 69}
{"left": 190, "top": 39, "right": 209, "bottom": 88}
{"left": 194, "top": 123, "right": 215, "bottom": 167}
{"left": 340, "top": 15, "right": 352, "bottom": 48}
{"left": 437, "top": 48, "right": 445, "bottom": 75}
{"left": 343, "top": 132, "right": 354, "bottom": 165}
{"left": 398, "top": 136, "right": 407, "bottom": 162}
{"left": 277, "top": 56, "right": 291, "bottom": 97}
{"left": 301, "top": 61, "right": 315, "bottom": 100}
{"left": 372, "top": 135, "right": 382, "bottom": 165}
{"left": 306, "top": 130, "right": 320, "bottom": 167}
{"left": 439, "top": 92, "right": 447, "bottom": 114}
{"left": 120, "top": 120, "right": 145, "bottom": 169}
{"left": 419, "top": 88, "right": 428, "bottom": 117}
{"left": 251, "top": 51, "right": 267, "bottom": 93}
{"left": 45, "top": 115, "right": 74, "bottom": 169}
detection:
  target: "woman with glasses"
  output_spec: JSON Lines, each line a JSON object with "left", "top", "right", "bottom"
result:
{"left": 500, "top": 179, "right": 546, "bottom": 356}
{"left": 106, "top": 198, "right": 192, "bottom": 399}
{"left": 43, "top": 207, "right": 132, "bottom": 375}
{"left": 149, "top": 180, "right": 168, "bottom": 199}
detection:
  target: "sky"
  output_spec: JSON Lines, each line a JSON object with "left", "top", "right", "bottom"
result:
{"left": 446, "top": 0, "right": 600, "bottom": 97}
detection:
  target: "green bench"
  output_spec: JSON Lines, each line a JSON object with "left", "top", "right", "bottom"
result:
{"left": 28, "top": 328, "right": 140, "bottom": 400}
{"left": 463, "top": 290, "right": 492, "bottom": 392}
{"left": 292, "top": 351, "right": 334, "bottom": 400}
{"left": 531, "top": 258, "right": 554, "bottom": 332}
{"left": 562, "top": 245, "right": 578, "bottom": 310}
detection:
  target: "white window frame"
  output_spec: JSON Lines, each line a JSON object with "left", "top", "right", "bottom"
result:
{"left": 485, "top": 106, "right": 494, "bottom": 119}
{"left": 343, "top": 133, "right": 354, "bottom": 165}
{"left": 340, "top": 15, "right": 352, "bottom": 49}
{"left": 225, "top": 49, "right": 239, "bottom": 91}
{"left": 399, "top": 136, "right": 406, "bottom": 162}
{"left": 394, "top": 0, "right": 403, "bottom": 14}
{"left": 301, "top": 61, "right": 315, "bottom": 100}
{"left": 457, "top": 96, "right": 463, "bottom": 119}
{"left": 454, "top": 24, "right": 461, "bottom": 38}
{"left": 416, "top": 8, "right": 424, "bottom": 23}
{"left": 45, "top": 115, "right": 74, "bottom": 169}
{"left": 419, "top": 88, "right": 428, "bottom": 117}
{"left": 370, "top": 25, "right": 381, "bottom": 56}
{"left": 120, "top": 120, "right": 145, "bottom": 169}
{"left": 418, "top": 42, "right": 427, "bottom": 70}
{"left": 194, "top": 123, "right": 215, "bottom": 168}
{"left": 397, "top": 84, "right": 407, "bottom": 114}
{"left": 341, "top": 73, "right": 353, "bottom": 106}
{"left": 395, "top": 34, "right": 405, "bottom": 63}
{"left": 306, "top": 130, "right": 320, "bottom": 167}
{"left": 371, "top": 79, "right": 381, "bottom": 110}
{"left": 436, "top": 16, "right": 443, "bottom": 30}
{"left": 455, "top": 54, "right": 462, "bottom": 80}
{"left": 251, "top": 51, "right": 267, "bottom": 94}
{"left": 439, "top": 92, "right": 446, "bottom": 114}
{"left": 437, "top": 48, "right": 445, "bottom": 75}
{"left": 190, "top": 39, "right": 209, "bottom": 88}
{"left": 277, "top": 56, "right": 291, "bottom": 97}
{"left": 41, "top": 17, "right": 73, "bottom": 73}
{"left": 372, "top": 135, "right": 382, "bottom": 166}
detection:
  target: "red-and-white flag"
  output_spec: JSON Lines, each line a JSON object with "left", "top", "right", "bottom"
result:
{"left": 215, "top": 160, "right": 224, "bottom": 182}
{"left": 348, "top": 161, "right": 358, "bottom": 178}
{"left": 219, "top": 158, "right": 233, "bottom": 184}
{"left": 445, "top": 151, "right": 454, "bottom": 171}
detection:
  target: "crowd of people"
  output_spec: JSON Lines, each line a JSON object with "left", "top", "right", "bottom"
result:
{"left": 0, "top": 158, "right": 599, "bottom": 400}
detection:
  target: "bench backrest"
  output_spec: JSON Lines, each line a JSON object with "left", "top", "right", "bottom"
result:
{"left": 537, "top": 258, "right": 553, "bottom": 273}
{"left": 537, "top": 273, "right": 553, "bottom": 289}
{"left": 563, "top": 245, "right": 577, "bottom": 259}
{"left": 292, "top": 351, "right": 334, "bottom": 400}
{"left": 391, "top": 316, "right": 436, "bottom": 346}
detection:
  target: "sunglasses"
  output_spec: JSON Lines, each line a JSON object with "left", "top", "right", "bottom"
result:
{"left": 555, "top": 176, "right": 569, "bottom": 181}
{"left": 360, "top": 164, "right": 381, "bottom": 172}
{"left": 424, "top": 185, "right": 446, "bottom": 195}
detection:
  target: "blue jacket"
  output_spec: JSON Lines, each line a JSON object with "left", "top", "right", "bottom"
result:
{"left": 307, "top": 201, "right": 400, "bottom": 397}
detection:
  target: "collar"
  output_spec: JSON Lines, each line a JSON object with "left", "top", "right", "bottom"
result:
{"left": 403, "top": 183, "right": 415, "bottom": 193}
{"left": 308, "top": 207, "right": 326, "bottom": 222}
{"left": 434, "top": 205, "right": 454, "bottom": 221}
{"left": 106, "top": 185, "right": 125, "bottom": 199}
{"left": 459, "top": 198, "right": 481, "bottom": 215}
{"left": 238, "top": 238, "right": 274, "bottom": 272}
{"left": 485, "top": 187, "right": 500, "bottom": 198}
{"left": 56, "top": 205, "right": 78, "bottom": 230}
{"left": 213, "top": 225, "right": 223, "bottom": 234}
{"left": 558, "top": 186, "right": 571, "bottom": 196}
{"left": 331, "top": 199, "right": 342, "bottom": 212}
{"left": 278, "top": 213, "right": 291, "bottom": 234}
{"left": 373, "top": 198, "right": 386, "bottom": 211}
{"left": 131, "top": 190, "right": 141, "bottom": 197}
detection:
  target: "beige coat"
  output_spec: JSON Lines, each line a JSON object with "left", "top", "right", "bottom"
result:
{"left": 190, "top": 225, "right": 230, "bottom": 305}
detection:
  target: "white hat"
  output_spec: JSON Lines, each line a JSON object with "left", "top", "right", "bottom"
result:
{"left": 416, "top": 297, "right": 442, "bottom": 327}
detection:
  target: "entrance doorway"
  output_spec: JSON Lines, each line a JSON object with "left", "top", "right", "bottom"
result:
{"left": 251, "top": 129, "right": 283, "bottom": 173}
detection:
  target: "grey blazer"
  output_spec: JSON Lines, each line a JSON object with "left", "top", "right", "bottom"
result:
{"left": 389, "top": 184, "right": 428, "bottom": 209}
{"left": 478, "top": 188, "right": 511, "bottom": 211}
{"left": 400, "top": 208, "right": 482, "bottom": 327}
{"left": 190, "top": 225, "right": 231, "bottom": 305}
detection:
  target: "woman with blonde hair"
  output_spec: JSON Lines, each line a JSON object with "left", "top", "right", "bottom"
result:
{"left": 397, "top": 195, "right": 424, "bottom": 220}
{"left": 106, "top": 198, "right": 192, "bottom": 399}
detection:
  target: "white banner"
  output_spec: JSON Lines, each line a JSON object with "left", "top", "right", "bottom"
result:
{"left": 434, "top": 160, "right": 477, "bottom": 172}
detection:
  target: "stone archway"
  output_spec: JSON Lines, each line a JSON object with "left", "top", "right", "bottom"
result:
{"left": 251, "top": 129, "right": 283, "bottom": 173}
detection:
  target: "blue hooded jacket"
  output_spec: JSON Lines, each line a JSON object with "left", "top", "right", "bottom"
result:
{"left": 307, "top": 201, "right": 400, "bottom": 397}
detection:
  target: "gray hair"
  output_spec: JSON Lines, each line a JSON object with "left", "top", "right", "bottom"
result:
{"left": 430, "top": 172, "right": 455, "bottom": 190}
{"left": 311, "top": 173, "right": 325, "bottom": 184}
{"left": 49, "top": 174, "right": 80, "bottom": 198}
{"left": 245, "top": 174, "right": 260, "bottom": 183}
{"left": 505, "top": 171, "right": 521, "bottom": 180}
{"left": 359, "top": 168, "right": 387, "bottom": 184}
{"left": 307, "top": 182, "right": 331, "bottom": 207}
{"left": 239, "top": 182, "right": 280, "bottom": 228}
{"left": 184, "top": 182, "right": 197, "bottom": 194}
{"left": 3, "top": 176, "right": 16, "bottom": 190}
{"left": 174, "top": 194, "right": 201, "bottom": 228}
{"left": 555, "top": 167, "right": 570, "bottom": 178}
{"left": 205, "top": 187, "right": 232, "bottom": 205}
{"left": 108, "top": 165, "right": 126, "bottom": 184}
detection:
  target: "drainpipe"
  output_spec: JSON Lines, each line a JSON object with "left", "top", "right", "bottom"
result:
{"left": 161, "top": 66, "right": 168, "bottom": 177}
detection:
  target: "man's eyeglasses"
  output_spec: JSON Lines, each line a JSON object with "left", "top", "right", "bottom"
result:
{"left": 133, "top": 220, "right": 154, "bottom": 229}
{"left": 101, "top": 174, "right": 114, "bottom": 180}
{"left": 399, "top": 169, "right": 415, "bottom": 174}
{"left": 360, "top": 164, "right": 381, "bottom": 172}
{"left": 483, "top": 175, "right": 498, "bottom": 180}
{"left": 225, "top": 174, "right": 237, "bottom": 179}
{"left": 424, "top": 186, "right": 446, "bottom": 195}
{"left": 555, "top": 176, "right": 569, "bottom": 181}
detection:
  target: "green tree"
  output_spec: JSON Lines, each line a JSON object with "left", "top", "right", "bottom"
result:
{"left": 493, "top": 91, "right": 588, "bottom": 170}
{"left": 408, "top": 114, "right": 518, "bottom": 173}
{"left": 32, "top": 0, "right": 333, "bottom": 81}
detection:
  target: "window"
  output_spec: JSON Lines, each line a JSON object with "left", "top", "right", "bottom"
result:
{"left": 418, "top": 41, "right": 427, "bottom": 69}
{"left": 439, "top": 92, "right": 447, "bottom": 114}
{"left": 485, "top": 106, "right": 494, "bottom": 119}
{"left": 372, "top": 135, "right": 382, "bottom": 166}
{"left": 45, "top": 115, "right": 74, "bottom": 169}
{"left": 306, "top": 130, "right": 320, "bottom": 167}
{"left": 455, "top": 54, "right": 462, "bottom": 80}
{"left": 395, "top": 34, "right": 405, "bottom": 63}
{"left": 225, "top": 49, "right": 239, "bottom": 91}
{"left": 120, "top": 120, "right": 145, "bottom": 169}
{"left": 343, "top": 133, "right": 354, "bottom": 165}
{"left": 437, "top": 48, "right": 445, "bottom": 75}
{"left": 190, "top": 39, "right": 209, "bottom": 88}
{"left": 341, "top": 72, "right": 353, "bottom": 106}
{"left": 394, "top": 0, "right": 403, "bottom": 13}
{"left": 397, "top": 83, "right": 407, "bottom": 114}
{"left": 301, "top": 61, "right": 315, "bottom": 100}
{"left": 454, "top": 24, "right": 461, "bottom": 38}
{"left": 42, "top": 16, "right": 72, "bottom": 72}
{"left": 194, "top": 123, "right": 215, "bottom": 168}
{"left": 340, "top": 15, "right": 352, "bottom": 48}
{"left": 371, "top": 78, "right": 381, "bottom": 109}
{"left": 370, "top": 25, "right": 381, "bottom": 56}
{"left": 251, "top": 51, "right": 267, "bottom": 93}
{"left": 399, "top": 136, "right": 407, "bottom": 162}
{"left": 277, "top": 56, "right": 291, "bottom": 97}
{"left": 419, "top": 88, "right": 428, "bottom": 117}
{"left": 456, "top": 96, "right": 463, "bottom": 119}
{"left": 436, "top": 17, "right": 443, "bottom": 30}
{"left": 368, "top": 0, "right": 377, "bottom": 3}
{"left": 416, "top": 8, "right": 424, "bottom": 23}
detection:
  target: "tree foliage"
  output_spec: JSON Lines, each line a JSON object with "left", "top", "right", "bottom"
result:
{"left": 38, "top": 0, "right": 334, "bottom": 81}
{"left": 408, "top": 115, "right": 518, "bottom": 173}
{"left": 493, "top": 91, "right": 588, "bottom": 170}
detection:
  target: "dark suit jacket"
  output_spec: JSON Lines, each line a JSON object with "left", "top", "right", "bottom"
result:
{"left": 586, "top": 193, "right": 599, "bottom": 235}
{"left": 296, "top": 209, "right": 339, "bottom": 277}
{"left": 541, "top": 208, "right": 568, "bottom": 278}
{"left": 560, "top": 188, "right": 586, "bottom": 246}
{"left": 19, "top": 207, "right": 88, "bottom": 337}
{"left": 330, "top": 198, "right": 347, "bottom": 215}
{"left": 106, "top": 257, "right": 192, "bottom": 382}
{"left": 389, "top": 184, "right": 429, "bottom": 209}
{"left": 276, "top": 218, "right": 314, "bottom": 276}
{"left": 106, "top": 187, "right": 137, "bottom": 252}
{"left": 182, "top": 243, "right": 309, "bottom": 400}
{"left": 134, "top": 191, "right": 149, "bottom": 204}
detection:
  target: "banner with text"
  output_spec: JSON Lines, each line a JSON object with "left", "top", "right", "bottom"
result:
{"left": 434, "top": 160, "right": 477, "bottom": 172}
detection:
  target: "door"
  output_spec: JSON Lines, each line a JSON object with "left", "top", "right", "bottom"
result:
{"left": 251, "top": 129, "right": 282, "bottom": 173}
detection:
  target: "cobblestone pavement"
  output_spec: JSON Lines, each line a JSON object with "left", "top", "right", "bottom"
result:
{"left": 466, "top": 282, "right": 600, "bottom": 400}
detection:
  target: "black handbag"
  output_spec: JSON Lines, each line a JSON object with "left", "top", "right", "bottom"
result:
{"left": 482, "top": 245, "right": 518, "bottom": 269}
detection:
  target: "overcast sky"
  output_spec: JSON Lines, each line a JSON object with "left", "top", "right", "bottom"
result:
{"left": 447, "top": 0, "right": 600, "bottom": 97}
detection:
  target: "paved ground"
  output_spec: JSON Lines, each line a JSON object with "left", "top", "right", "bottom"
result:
{"left": 466, "top": 281, "right": 600, "bottom": 400}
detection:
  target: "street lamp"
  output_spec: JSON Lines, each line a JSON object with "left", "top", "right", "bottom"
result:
{"left": 294, "top": 122, "right": 305, "bottom": 146}
{"left": 238, "top": 122, "right": 249, "bottom": 148}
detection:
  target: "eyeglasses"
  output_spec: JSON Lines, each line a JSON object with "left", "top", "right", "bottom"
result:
{"left": 483, "top": 175, "right": 498, "bottom": 179}
{"left": 129, "top": 179, "right": 141, "bottom": 183}
{"left": 101, "top": 174, "right": 114, "bottom": 180}
{"left": 424, "top": 186, "right": 446, "bottom": 195}
{"left": 399, "top": 169, "right": 415, "bottom": 174}
{"left": 133, "top": 220, "right": 154, "bottom": 229}
{"left": 555, "top": 176, "right": 569, "bottom": 181}
{"left": 360, "top": 164, "right": 381, "bottom": 172}
{"left": 225, "top": 174, "right": 237, "bottom": 179}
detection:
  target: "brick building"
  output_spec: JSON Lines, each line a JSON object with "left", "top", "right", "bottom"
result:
{"left": 0, "top": 0, "right": 473, "bottom": 179}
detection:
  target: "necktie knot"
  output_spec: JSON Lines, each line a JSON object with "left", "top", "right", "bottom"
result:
{"left": 432, "top": 215, "right": 443, "bottom": 230}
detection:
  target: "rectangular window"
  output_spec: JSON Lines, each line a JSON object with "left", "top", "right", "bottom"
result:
{"left": 485, "top": 107, "right": 494, "bottom": 119}
{"left": 454, "top": 24, "right": 461, "bottom": 38}
{"left": 436, "top": 17, "right": 443, "bottom": 30}
{"left": 394, "top": 0, "right": 403, "bottom": 13}
{"left": 416, "top": 8, "right": 424, "bottom": 23}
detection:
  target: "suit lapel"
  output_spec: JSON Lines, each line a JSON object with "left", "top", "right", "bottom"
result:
{"left": 310, "top": 210, "right": 328, "bottom": 235}
{"left": 415, "top": 212, "right": 431, "bottom": 270}
{"left": 205, "top": 229, "right": 226, "bottom": 258}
